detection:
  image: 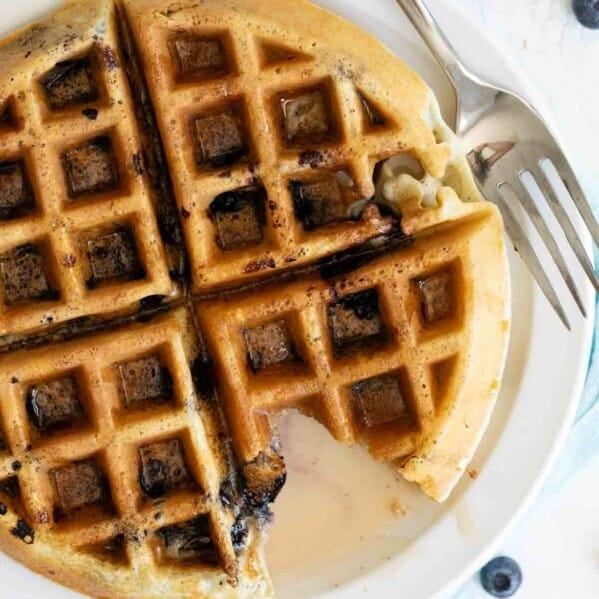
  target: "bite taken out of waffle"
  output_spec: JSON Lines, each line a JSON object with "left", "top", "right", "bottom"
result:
{"left": 0, "top": 0, "right": 510, "bottom": 597}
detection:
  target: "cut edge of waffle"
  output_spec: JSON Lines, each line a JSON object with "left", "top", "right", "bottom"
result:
{"left": 195, "top": 201, "right": 510, "bottom": 503}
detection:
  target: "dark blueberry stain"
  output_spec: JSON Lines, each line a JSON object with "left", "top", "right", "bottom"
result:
{"left": 298, "top": 150, "right": 324, "bottom": 168}
{"left": 82, "top": 108, "right": 98, "bottom": 120}
{"left": 133, "top": 152, "right": 144, "bottom": 175}
{"left": 102, "top": 46, "right": 118, "bottom": 71}
{"left": 10, "top": 519, "right": 34, "bottom": 544}
{"left": 242, "top": 257, "right": 276, "bottom": 274}
{"left": 139, "top": 294, "right": 166, "bottom": 311}
{"left": 231, "top": 514, "right": 248, "bottom": 551}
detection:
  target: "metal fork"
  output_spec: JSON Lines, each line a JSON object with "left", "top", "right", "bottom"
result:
{"left": 396, "top": 0, "right": 599, "bottom": 330}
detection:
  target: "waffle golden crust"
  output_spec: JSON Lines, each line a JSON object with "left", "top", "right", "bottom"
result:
{"left": 195, "top": 200, "right": 508, "bottom": 502}
{"left": 0, "top": 0, "right": 185, "bottom": 346}
{"left": 0, "top": 0, "right": 510, "bottom": 597}
{"left": 0, "top": 308, "right": 272, "bottom": 598}
{"left": 120, "top": 0, "right": 481, "bottom": 295}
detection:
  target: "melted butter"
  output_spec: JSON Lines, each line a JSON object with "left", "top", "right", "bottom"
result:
{"left": 373, "top": 92, "right": 466, "bottom": 214}
{"left": 374, "top": 153, "right": 442, "bottom": 210}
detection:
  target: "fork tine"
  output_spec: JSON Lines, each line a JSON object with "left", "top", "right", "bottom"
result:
{"left": 490, "top": 187, "right": 571, "bottom": 330}
{"left": 534, "top": 165, "right": 599, "bottom": 292}
{"left": 505, "top": 177, "right": 586, "bottom": 317}
{"left": 545, "top": 153, "right": 599, "bottom": 248}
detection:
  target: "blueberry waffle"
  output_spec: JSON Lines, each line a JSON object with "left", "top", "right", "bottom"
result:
{"left": 0, "top": 0, "right": 510, "bottom": 596}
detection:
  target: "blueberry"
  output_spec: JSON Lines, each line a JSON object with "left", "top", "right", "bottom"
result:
{"left": 573, "top": 0, "right": 599, "bottom": 29}
{"left": 480, "top": 556, "right": 522, "bottom": 598}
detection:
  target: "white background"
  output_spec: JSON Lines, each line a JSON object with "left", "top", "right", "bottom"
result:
{"left": 449, "top": 1, "right": 599, "bottom": 597}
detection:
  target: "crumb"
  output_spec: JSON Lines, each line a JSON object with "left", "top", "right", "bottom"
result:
{"left": 62, "top": 254, "right": 77, "bottom": 268}
{"left": 35, "top": 510, "right": 49, "bottom": 524}
{"left": 390, "top": 499, "right": 409, "bottom": 516}
{"left": 467, "top": 468, "right": 479, "bottom": 480}
{"left": 299, "top": 150, "right": 324, "bottom": 168}
{"left": 102, "top": 45, "right": 118, "bottom": 70}
{"left": 242, "top": 257, "right": 276, "bottom": 274}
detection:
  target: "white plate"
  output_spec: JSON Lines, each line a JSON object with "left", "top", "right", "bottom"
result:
{"left": 0, "top": 2, "right": 594, "bottom": 599}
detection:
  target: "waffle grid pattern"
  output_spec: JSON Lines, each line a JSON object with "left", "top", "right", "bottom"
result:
{"left": 195, "top": 221, "right": 474, "bottom": 464}
{"left": 129, "top": 13, "right": 434, "bottom": 293}
{"left": 0, "top": 308, "right": 238, "bottom": 578}
{"left": 0, "top": 35, "right": 174, "bottom": 338}
{"left": 0, "top": 1, "right": 509, "bottom": 595}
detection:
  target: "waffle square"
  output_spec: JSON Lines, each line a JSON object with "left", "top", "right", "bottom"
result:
{"left": 42, "top": 55, "right": 101, "bottom": 110}
{"left": 52, "top": 459, "right": 111, "bottom": 513}
{"left": 0, "top": 160, "right": 36, "bottom": 220}
{"left": 26, "top": 376, "right": 85, "bottom": 432}
{"left": 138, "top": 438, "right": 193, "bottom": 498}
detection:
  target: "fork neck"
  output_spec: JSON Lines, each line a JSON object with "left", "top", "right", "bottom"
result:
{"left": 395, "top": 0, "right": 471, "bottom": 90}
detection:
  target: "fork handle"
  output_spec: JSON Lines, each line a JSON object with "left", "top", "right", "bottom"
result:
{"left": 394, "top": 0, "right": 469, "bottom": 87}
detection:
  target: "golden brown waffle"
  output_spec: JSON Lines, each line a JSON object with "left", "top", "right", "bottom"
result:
{"left": 195, "top": 200, "right": 508, "bottom": 502}
{"left": 120, "top": 0, "right": 480, "bottom": 294}
{"left": 0, "top": 0, "right": 510, "bottom": 597}
{"left": 0, "top": 307, "right": 271, "bottom": 598}
{"left": 0, "top": 0, "right": 186, "bottom": 345}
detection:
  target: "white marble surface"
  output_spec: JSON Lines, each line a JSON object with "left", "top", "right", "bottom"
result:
{"left": 449, "top": 0, "right": 599, "bottom": 208}
{"left": 447, "top": 1, "right": 599, "bottom": 597}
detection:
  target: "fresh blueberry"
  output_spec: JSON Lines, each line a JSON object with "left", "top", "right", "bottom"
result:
{"left": 573, "top": 0, "right": 599, "bottom": 29}
{"left": 480, "top": 556, "right": 523, "bottom": 598}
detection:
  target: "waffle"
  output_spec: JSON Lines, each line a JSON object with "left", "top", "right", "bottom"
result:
{"left": 0, "top": 0, "right": 510, "bottom": 597}
{"left": 0, "top": 0, "right": 189, "bottom": 347}
{"left": 195, "top": 199, "right": 508, "bottom": 501}
{"left": 120, "top": 0, "right": 482, "bottom": 294}
{"left": 0, "top": 307, "right": 271, "bottom": 597}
